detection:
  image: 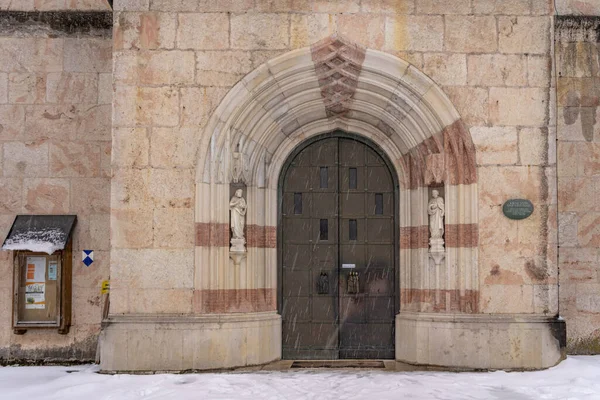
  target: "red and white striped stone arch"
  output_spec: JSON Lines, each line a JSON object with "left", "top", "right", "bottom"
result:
{"left": 194, "top": 35, "right": 478, "bottom": 317}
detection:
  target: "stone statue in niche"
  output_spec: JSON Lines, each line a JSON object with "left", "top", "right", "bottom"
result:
{"left": 229, "top": 188, "right": 247, "bottom": 253}
{"left": 428, "top": 189, "right": 445, "bottom": 253}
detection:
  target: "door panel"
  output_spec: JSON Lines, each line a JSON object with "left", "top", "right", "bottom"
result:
{"left": 281, "top": 136, "right": 396, "bottom": 360}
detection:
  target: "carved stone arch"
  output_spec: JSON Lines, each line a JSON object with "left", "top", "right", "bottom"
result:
{"left": 193, "top": 34, "right": 490, "bottom": 369}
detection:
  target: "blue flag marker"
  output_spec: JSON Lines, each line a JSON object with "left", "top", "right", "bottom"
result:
{"left": 82, "top": 250, "right": 94, "bottom": 267}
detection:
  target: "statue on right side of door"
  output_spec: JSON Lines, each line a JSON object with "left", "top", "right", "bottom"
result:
{"left": 428, "top": 189, "right": 445, "bottom": 253}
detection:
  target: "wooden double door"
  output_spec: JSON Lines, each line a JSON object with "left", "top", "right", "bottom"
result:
{"left": 280, "top": 136, "right": 397, "bottom": 359}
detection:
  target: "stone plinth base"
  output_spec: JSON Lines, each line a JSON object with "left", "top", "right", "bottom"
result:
{"left": 396, "top": 312, "right": 566, "bottom": 370}
{"left": 100, "top": 312, "right": 281, "bottom": 372}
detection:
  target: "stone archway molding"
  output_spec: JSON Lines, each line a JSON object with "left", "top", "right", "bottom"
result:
{"left": 100, "top": 35, "right": 564, "bottom": 372}
{"left": 194, "top": 35, "right": 479, "bottom": 320}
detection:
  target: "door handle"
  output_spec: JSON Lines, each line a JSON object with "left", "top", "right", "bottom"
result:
{"left": 347, "top": 271, "right": 359, "bottom": 294}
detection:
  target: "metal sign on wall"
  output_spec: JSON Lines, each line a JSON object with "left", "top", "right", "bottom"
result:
{"left": 503, "top": 199, "right": 534, "bottom": 220}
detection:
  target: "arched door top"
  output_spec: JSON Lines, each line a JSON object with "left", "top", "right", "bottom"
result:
{"left": 195, "top": 34, "right": 476, "bottom": 192}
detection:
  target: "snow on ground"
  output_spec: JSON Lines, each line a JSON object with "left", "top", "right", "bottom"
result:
{"left": 1, "top": 356, "right": 600, "bottom": 400}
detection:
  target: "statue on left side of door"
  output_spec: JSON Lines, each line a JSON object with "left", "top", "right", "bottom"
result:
{"left": 230, "top": 188, "right": 247, "bottom": 252}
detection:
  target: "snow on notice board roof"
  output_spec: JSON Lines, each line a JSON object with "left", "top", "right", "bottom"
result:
{"left": 1, "top": 215, "right": 76, "bottom": 255}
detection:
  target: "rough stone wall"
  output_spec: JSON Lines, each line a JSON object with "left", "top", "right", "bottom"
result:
{"left": 0, "top": 9, "right": 112, "bottom": 362}
{"left": 110, "top": 0, "right": 557, "bottom": 318}
{"left": 0, "top": 1, "right": 110, "bottom": 11}
{"left": 555, "top": 16, "right": 600, "bottom": 354}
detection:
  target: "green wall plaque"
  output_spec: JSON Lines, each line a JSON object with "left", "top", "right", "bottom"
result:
{"left": 503, "top": 199, "right": 534, "bottom": 220}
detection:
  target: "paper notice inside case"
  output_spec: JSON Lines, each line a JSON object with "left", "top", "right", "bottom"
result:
{"left": 26, "top": 256, "right": 46, "bottom": 283}
{"left": 25, "top": 282, "right": 45, "bottom": 309}
{"left": 342, "top": 264, "right": 356, "bottom": 269}
{"left": 48, "top": 262, "right": 57, "bottom": 280}
{"left": 25, "top": 257, "right": 46, "bottom": 309}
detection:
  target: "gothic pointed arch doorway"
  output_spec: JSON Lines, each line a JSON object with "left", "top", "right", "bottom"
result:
{"left": 279, "top": 132, "right": 399, "bottom": 359}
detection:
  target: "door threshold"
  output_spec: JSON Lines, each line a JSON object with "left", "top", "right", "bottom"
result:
{"left": 291, "top": 360, "right": 386, "bottom": 369}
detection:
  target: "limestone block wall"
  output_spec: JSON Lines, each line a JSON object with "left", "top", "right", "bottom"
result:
{"left": 555, "top": 16, "right": 600, "bottom": 353}
{"left": 0, "top": 8, "right": 112, "bottom": 362}
{"left": 109, "top": 0, "right": 557, "bottom": 319}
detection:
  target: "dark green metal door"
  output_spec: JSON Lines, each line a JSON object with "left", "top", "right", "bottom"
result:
{"left": 281, "top": 136, "right": 396, "bottom": 359}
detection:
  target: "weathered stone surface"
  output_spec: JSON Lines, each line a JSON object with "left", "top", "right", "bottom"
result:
{"left": 111, "top": 168, "right": 152, "bottom": 209}
{"left": 360, "top": 0, "right": 414, "bottom": 13}
{"left": 470, "top": 126, "right": 518, "bottom": 165}
{"left": 558, "top": 212, "right": 579, "bottom": 247}
{"left": 195, "top": 51, "right": 253, "bottom": 86}
{"left": 113, "top": 86, "right": 179, "bottom": 127}
{"left": 98, "top": 73, "right": 112, "bottom": 104}
{"left": 196, "top": 0, "right": 254, "bottom": 12}
{"left": 556, "top": 0, "right": 600, "bottom": 15}
{"left": 231, "top": 14, "right": 290, "bottom": 50}
{"left": 0, "top": 72, "right": 6, "bottom": 104}
{"left": 578, "top": 212, "right": 600, "bottom": 247}
{"left": 153, "top": 208, "right": 195, "bottom": 248}
{"left": 528, "top": 55, "right": 552, "bottom": 87}
{"left": 112, "top": 127, "right": 149, "bottom": 168}
{"left": 77, "top": 104, "right": 111, "bottom": 141}
{"left": 0, "top": 38, "right": 63, "bottom": 73}
{"left": 519, "top": 127, "right": 548, "bottom": 166}
{"left": 473, "top": 0, "right": 531, "bottom": 14}
{"left": 385, "top": 15, "right": 443, "bottom": 52}
{"left": 149, "top": 0, "right": 198, "bottom": 11}
{"left": 23, "top": 178, "right": 70, "bottom": 213}
{"left": 480, "top": 284, "right": 534, "bottom": 313}
{"left": 150, "top": 127, "right": 196, "bottom": 168}
{"left": 532, "top": 0, "right": 553, "bottom": 15}
{"left": 557, "top": 177, "right": 596, "bottom": 212}
{"left": 417, "top": 0, "right": 470, "bottom": 14}
{"left": 114, "top": 0, "right": 150, "bottom": 11}
{"left": 479, "top": 166, "right": 545, "bottom": 204}
{"left": 71, "top": 177, "right": 110, "bottom": 214}
{"left": 498, "top": 16, "right": 551, "bottom": 55}
{"left": 467, "top": 55, "right": 527, "bottom": 87}
{"left": 290, "top": 14, "right": 336, "bottom": 49}
{"left": 88, "top": 214, "right": 110, "bottom": 252}
{"left": 337, "top": 15, "right": 385, "bottom": 50}
{"left": 49, "top": 141, "right": 101, "bottom": 176}
{"left": 557, "top": 142, "right": 582, "bottom": 177}
{"left": 64, "top": 38, "right": 111, "bottom": 72}
{"left": 255, "top": 0, "right": 312, "bottom": 12}
{"left": 148, "top": 169, "right": 194, "bottom": 208}
{"left": 112, "top": 248, "right": 194, "bottom": 288}
{"left": 180, "top": 87, "right": 228, "bottom": 127}
{"left": 489, "top": 88, "right": 548, "bottom": 126}
{"left": 46, "top": 72, "right": 98, "bottom": 104}
{"left": 177, "top": 13, "right": 229, "bottom": 50}
{"left": 3, "top": 141, "right": 49, "bottom": 177}
{"left": 444, "top": 86, "right": 489, "bottom": 126}
{"left": 556, "top": 42, "right": 600, "bottom": 79}
{"left": 0, "top": 178, "right": 22, "bottom": 213}
{"left": 114, "top": 12, "right": 176, "bottom": 50}
{"left": 445, "top": 16, "right": 497, "bottom": 53}
{"left": 115, "top": 50, "right": 195, "bottom": 85}
{"left": 111, "top": 209, "right": 154, "bottom": 248}
{"left": 0, "top": 105, "right": 24, "bottom": 140}
{"left": 313, "top": 0, "right": 360, "bottom": 12}
{"left": 127, "top": 289, "right": 193, "bottom": 313}
{"left": 8, "top": 73, "right": 46, "bottom": 104}
{"left": 24, "top": 105, "right": 77, "bottom": 140}
{"left": 423, "top": 53, "right": 467, "bottom": 86}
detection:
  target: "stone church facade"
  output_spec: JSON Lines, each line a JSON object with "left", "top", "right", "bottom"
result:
{"left": 0, "top": 0, "right": 599, "bottom": 371}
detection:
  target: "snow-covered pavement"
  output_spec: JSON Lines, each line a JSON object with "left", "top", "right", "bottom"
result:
{"left": 1, "top": 356, "right": 599, "bottom": 400}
